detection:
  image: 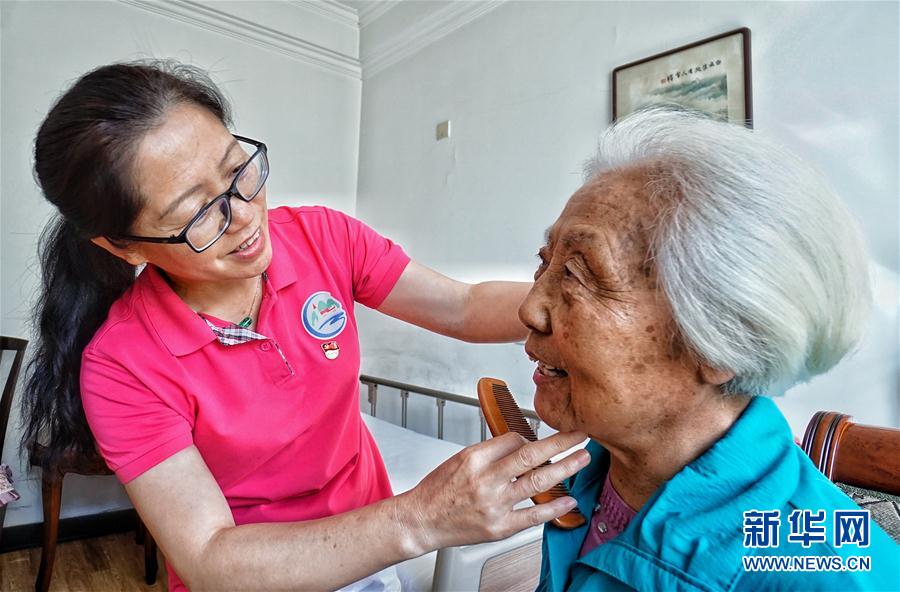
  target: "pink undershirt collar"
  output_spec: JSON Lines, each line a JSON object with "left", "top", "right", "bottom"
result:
{"left": 579, "top": 472, "right": 638, "bottom": 557}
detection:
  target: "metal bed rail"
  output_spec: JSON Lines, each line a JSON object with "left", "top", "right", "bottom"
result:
{"left": 359, "top": 374, "right": 541, "bottom": 442}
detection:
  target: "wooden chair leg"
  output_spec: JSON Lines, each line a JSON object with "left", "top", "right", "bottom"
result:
{"left": 36, "top": 470, "right": 63, "bottom": 592}
{"left": 144, "top": 528, "right": 159, "bottom": 585}
{"left": 0, "top": 504, "right": 6, "bottom": 547}
{"left": 135, "top": 518, "right": 145, "bottom": 545}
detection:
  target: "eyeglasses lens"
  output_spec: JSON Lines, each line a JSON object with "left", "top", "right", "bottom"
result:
{"left": 236, "top": 150, "right": 267, "bottom": 201}
{"left": 186, "top": 196, "right": 232, "bottom": 252}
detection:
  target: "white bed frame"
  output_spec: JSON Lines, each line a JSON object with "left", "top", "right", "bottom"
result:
{"left": 360, "top": 376, "right": 545, "bottom": 592}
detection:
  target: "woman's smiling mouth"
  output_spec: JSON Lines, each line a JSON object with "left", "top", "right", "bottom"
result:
{"left": 233, "top": 227, "right": 261, "bottom": 253}
{"left": 528, "top": 352, "right": 569, "bottom": 378}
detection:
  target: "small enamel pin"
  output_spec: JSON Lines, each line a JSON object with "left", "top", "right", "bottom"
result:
{"left": 321, "top": 341, "right": 340, "bottom": 360}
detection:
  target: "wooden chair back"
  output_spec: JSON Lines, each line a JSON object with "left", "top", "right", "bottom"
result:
{"left": 801, "top": 411, "right": 900, "bottom": 496}
{"left": 0, "top": 336, "right": 28, "bottom": 460}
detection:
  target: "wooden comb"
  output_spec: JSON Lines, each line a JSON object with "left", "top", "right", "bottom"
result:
{"left": 477, "top": 377, "right": 586, "bottom": 529}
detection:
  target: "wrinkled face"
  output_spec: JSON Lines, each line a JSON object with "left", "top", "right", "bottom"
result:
{"left": 125, "top": 102, "right": 272, "bottom": 287}
{"left": 519, "top": 170, "right": 705, "bottom": 443}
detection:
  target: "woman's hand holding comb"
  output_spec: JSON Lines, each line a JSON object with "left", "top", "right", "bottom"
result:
{"left": 393, "top": 430, "right": 589, "bottom": 557}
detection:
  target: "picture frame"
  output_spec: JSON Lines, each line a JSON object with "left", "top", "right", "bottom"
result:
{"left": 612, "top": 28, "right": 753, "bottom": 127}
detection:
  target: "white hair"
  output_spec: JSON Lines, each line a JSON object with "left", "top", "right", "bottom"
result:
{"left": 584, "top": 106, "right": 872, "bottom": 396}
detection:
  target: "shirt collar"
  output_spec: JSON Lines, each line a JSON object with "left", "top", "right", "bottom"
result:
{"left": 264, "top": 223, "right": 297, "bottom": 292}
{"left": 141, "top": 265, "right": 217, "bottom": 357}
{"left": 139, "top": 217, "right": 297, "bottom": 357}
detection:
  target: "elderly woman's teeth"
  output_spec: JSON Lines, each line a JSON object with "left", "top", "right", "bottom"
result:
{"left": 538, "top": 361, "right": 568, "bottom": 377}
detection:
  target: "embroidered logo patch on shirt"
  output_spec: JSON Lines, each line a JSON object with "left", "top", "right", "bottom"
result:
{"left": 302, "top": 291, "right": 347, "bottom": 339}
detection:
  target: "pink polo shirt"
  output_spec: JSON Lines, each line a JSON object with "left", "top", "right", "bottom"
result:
{"left": 81, "top": 206, "right": 410, "bottom": 591}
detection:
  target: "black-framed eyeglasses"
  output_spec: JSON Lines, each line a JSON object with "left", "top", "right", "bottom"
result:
{"left": 113, "top": 135, "right": 269, "bottom": 253}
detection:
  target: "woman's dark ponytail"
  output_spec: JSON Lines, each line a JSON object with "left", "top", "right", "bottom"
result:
{"left": 22, "top": 60, "right": 231, "bottom": 468}
{"left": 22, "top": 218, "right": 136, "bottom": 466}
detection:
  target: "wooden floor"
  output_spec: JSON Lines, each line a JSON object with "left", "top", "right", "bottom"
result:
{"left": 1, "top": 533, "right": 168, "bottom": 591}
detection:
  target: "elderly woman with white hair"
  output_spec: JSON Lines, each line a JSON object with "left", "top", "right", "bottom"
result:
{"left": 522, "top": 107, "right": 897, "bottom": 591}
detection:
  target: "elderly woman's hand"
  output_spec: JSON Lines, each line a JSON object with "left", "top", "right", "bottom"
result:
{"left": 397, "top": 430, "right": 589, "bottom": 555}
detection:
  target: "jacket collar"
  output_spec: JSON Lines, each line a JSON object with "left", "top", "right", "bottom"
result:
{"left": 544, "top": 397, "right": 798, "bottom": 591}
{"left": 542, "top": 442, "right": 607, "bottom": 592}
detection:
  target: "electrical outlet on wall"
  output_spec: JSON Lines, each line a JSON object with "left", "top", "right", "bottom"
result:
{"left": 436, "top": 120, "right": 451, "bottom": 140}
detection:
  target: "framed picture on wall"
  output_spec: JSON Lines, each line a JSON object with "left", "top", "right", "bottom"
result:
{"left": 612, "top": 28, "right": 752, "bottom": 127}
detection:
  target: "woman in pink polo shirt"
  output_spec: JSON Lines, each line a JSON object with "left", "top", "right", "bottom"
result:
{"left": 21, "top": 61, "right": 588, "bottom": 591}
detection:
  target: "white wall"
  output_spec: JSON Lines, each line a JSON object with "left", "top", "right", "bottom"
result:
{"left": 1, "top": 0, "right": 361, "bottom": 527}
{"left": 355, "top": 1, "right": 900, "bottom": 442}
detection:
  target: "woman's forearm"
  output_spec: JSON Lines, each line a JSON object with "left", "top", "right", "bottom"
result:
{"left": 191, "top": 494, "right": 419, "bottom": 590}
{"left": 457, "top": 281, "right": 531, "bottom": 343}
{"left": 139, "top": 432, "right": 588, "bottom": 591}
{"left": 128, "top": 447, "right": 430, "bottom": 592}
{"left": 376, "top": 262, "right": 531, "bottom": 343}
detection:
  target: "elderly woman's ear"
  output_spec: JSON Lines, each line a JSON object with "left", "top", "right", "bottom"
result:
{"left": 699, "top": 364, "right": 734, "bottom": 387}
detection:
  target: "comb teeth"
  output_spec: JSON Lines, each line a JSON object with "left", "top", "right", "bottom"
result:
{"left": 477, "top": 377, "right": 586, "bottom": 530}
{"left": 490, "top": 383, "right": 537, "bottom": 441}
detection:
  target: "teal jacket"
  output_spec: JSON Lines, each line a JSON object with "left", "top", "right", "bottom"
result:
{"left": 538, "top": 397, "right": 899, "bottom": 591}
